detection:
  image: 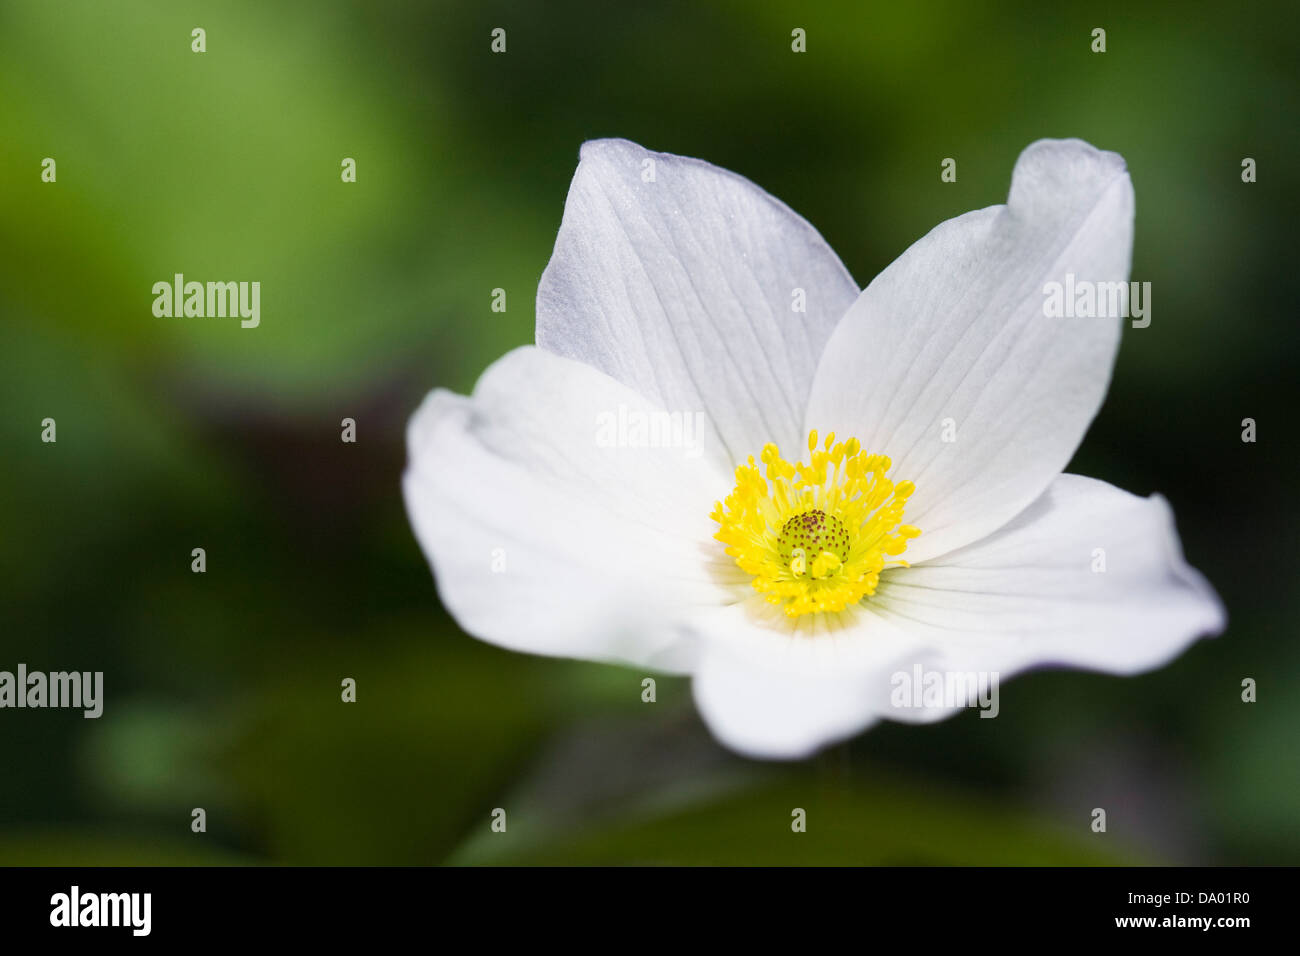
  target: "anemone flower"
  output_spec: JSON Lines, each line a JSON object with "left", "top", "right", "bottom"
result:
{"left": 403, "top": 138, "right": 1224, "bottom": 759}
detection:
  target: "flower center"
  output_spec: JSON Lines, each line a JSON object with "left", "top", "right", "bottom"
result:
{"left": 778, "top": 510, "right": 849, "bottom": 577}
{"left": 710, "top": 430, "right": 920, "bottom": 617}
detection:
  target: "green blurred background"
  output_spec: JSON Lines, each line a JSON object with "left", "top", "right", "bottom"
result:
{"left": 2, "top": 0, "right": 1296, "bottom": 865}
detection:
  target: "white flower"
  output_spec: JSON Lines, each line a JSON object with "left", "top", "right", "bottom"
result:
{"left": 403, "top": 138, "right": 1225, "bottom": 759}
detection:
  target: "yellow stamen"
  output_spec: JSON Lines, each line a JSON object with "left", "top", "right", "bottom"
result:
{"left": 710, "top": 431, "right": 920, "bottom": 618}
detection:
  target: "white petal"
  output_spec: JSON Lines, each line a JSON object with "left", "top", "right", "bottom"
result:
{"left": 537, "top": 138, "right": 860, "bottom": 468}
{"left": 403, "top": 346, "right": 742, "bottom": 671}
{"left": 688, "top": 600, "right": 942, "bottom": 759}
{"left": 871, "top": 473, "right": 1225, "bottom": 702}
{"left": 806, "top": 138, "right": 1136, "bottom": 562}
{"left": 689, "top": 474, "right": 1222, "bottom": 754}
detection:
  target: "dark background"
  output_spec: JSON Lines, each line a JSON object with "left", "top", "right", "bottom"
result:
{"left": 1, "top": 0, "right": 1295, "bottom": 864}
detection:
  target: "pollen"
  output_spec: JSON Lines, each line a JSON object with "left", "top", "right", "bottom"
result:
{"left": 710, "top": 430, "right": 921, "bottom": 618}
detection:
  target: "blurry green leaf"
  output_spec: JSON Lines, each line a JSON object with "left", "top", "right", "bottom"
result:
{"left": 0, "top": 831, "right": 250, "bottom": 866}
{"left": 452, "top": 768, "right": 1136, "bottom": 866}
{"left": 210, "top": 629, "right": 571, "bottom": 864}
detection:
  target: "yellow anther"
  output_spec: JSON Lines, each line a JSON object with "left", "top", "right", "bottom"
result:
{"left": 810, "top": 551, "right": 842, "bottom": 578}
